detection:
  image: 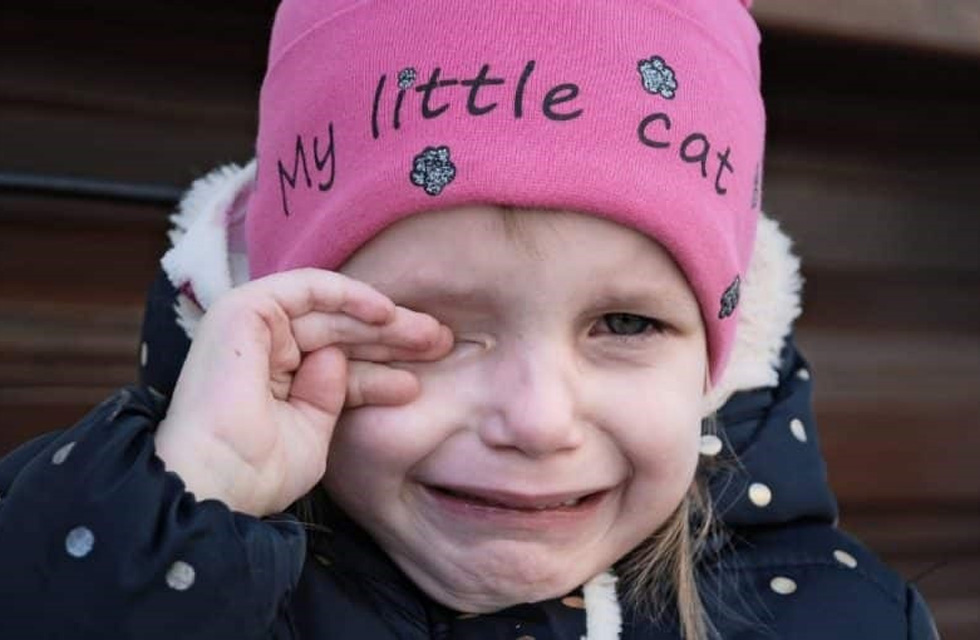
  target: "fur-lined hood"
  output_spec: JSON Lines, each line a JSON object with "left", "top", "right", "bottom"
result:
{"left": 140, "top": 162, "right": 841, "bottom": 640}
{"left": 0, "top": 166, "right": 934, "bottom": 640}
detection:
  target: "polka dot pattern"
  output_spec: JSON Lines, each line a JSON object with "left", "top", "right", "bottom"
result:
{"left": 65, "top": 526, "right": 95, "bottom": 558}
{"left": 790, "top": 418, "right": 807, "bottom": 443}
{"left": 770, "top": 576, "right": 797, "bottom": 595}
{"left": 166, "top": 560, "right": 196, "bottom": 591}
{"left": 834, "top": 549, "right": 858, "bottom": 569}
{"left": 699, "top": 434, "right": 723, "bottom": 456}
{"left": 796, "top": 368, "right": 810, "bottom": 381}
{"left": 51, "top": 442, "right": 76, "bottom": 465}
{"left": 749, "top": 482, "right": 773, "bottom": 507}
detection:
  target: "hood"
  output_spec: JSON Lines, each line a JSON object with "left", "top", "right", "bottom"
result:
{"left": 141, "top": 160, "right": 836, "bottom": 530}
{"left": 137, "top": 161, "right": 836, "bottom": 639}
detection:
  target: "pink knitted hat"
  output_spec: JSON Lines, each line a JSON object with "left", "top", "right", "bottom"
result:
{"left": 246, "top": 0, "right": 766, "bottom": 381}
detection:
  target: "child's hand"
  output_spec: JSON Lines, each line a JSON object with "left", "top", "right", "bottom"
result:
{"left": 154, "top": 268, "right": 452, "bottom": 517}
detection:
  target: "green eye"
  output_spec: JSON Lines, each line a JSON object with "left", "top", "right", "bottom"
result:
{"left": 601, "top": 313, "right": 659, "bottom": 336}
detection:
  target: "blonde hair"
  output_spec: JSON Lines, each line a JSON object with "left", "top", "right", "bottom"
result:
{"left": 618, "top": 476, "right": 717, "bottom": 640}
{"left": 618, "top": 411, "right": 726, "bottom": 640}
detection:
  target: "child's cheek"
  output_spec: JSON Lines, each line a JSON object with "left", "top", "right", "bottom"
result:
{"left": 586, "top": 366, "right": 703, "bottom": 467}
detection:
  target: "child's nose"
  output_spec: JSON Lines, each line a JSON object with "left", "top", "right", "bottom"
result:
{"left": 477, "top": 341, "right": 585, "bottom": 457}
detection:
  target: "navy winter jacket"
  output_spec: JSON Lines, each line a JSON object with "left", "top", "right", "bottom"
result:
{"left": 0, "top": 269, "right": 939, "bottom": 638}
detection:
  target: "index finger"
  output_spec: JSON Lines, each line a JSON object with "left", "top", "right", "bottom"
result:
{"left": 242, "top": 267, "right": 395, "bottom": 325}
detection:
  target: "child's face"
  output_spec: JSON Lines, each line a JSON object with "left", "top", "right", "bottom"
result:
{"left": 325, "top": 206, "right": 708, "bottom": 611}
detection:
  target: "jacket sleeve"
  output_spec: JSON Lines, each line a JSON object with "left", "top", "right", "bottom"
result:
{"left": 0, "top": 386, "right": 306, "bottom": 640}
{"left": 907, "top": 584, "right": 941, "bottom": 640}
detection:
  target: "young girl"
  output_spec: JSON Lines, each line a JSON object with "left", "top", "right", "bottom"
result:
{"left": 0, "top": 1, "right": 939, "bottom": 638}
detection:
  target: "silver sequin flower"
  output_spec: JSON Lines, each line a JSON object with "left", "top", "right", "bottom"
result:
{"left": 410, "top": 146, "right": 457, "bottom": 196}
{"left": 638, "top": 56, "right": 678, "bottom": 99}
{"left": 719, "top": 275, "right": 741, "bottom": 319}
{"left": 398, "top": 67, "right": 418, "bottom": 89}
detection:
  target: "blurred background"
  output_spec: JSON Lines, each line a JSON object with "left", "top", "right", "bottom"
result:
{"left": 1, "top": 1, "right": 978, "bottom": 636}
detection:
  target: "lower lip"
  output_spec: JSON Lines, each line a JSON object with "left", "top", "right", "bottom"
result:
{"left": 420, "top": 485, "right": 610, "bottom": 530}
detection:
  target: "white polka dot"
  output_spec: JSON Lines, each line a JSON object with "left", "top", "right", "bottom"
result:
{"left": 796, "top": 368, "right": 810, "bottom": 381}
{"left": 51, "top": 442, "right": 76, "bottom": 465}
{"left": 65, "top": 526, "right": 95, "bottom": 558}
{"left": 834, "top": 549, "right": 858, "bottom": 568}
{"left": 166, "top": 560, "right": 196, "bottom": 591}
{"left": 140, "top": 342, "right": 149, "bottom": 367}
{"left": 789, "top": 418, "right": 808, "bottom": 443}
{"left": 770, "top": 576, "right": 797, "bottom": 595}
{"left": 699, "top": 434, "right": 723, "bottom": 456}
{"left": 748, "top": 482, "right": 772, "bottom": 507}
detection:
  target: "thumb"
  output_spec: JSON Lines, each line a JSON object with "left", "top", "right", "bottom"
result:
{"left": 289, "top": 346, "right": 348, "bottom": 420}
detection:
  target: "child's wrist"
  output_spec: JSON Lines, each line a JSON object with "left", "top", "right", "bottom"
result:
{"left": 154, "top": 421, "right": 262, "bottom": 516}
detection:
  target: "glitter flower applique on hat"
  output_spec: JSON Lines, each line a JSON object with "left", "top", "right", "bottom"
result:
{"left": 637, "top": 56, "right": 678, "bottom": 100}
{"left": 719, "top": 275, "right": 741, "bottom": 319}
{"left": 398, "top": 67, "right": 417, "bottom": 89}
{"left": 410, "top": 146, "right": 456, "bottom": 196}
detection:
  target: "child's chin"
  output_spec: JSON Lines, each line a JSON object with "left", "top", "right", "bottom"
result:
{"left": 399, "top": 548, "right": 595, "bottom": 613}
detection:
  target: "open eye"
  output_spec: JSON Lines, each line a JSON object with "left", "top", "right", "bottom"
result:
{"left": 594, "top": 313, "right": 665, "bottom": 338}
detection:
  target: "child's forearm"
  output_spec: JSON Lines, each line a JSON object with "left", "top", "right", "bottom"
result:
{"left": 0, "top": 386, "right": 305, "bottom": 639}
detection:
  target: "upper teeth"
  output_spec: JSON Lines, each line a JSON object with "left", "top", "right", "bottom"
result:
{"left": 533, "top": 498, "right": 581, "bottom": 510}
{"left": 443, "top": 488, "right": 585, "bottom": 509}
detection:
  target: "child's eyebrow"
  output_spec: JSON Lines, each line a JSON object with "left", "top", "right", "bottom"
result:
{"left": 386, "top": 277, "right": 699, "bottom": 318}
{"left": 384, "top": 278, "right": 501, "bottom": 310}
{"left": 590, "top": 287, "right": 700, "bottom": 318}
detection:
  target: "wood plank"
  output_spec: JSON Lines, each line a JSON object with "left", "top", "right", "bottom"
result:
{"left": 798, "top": 269, "right": 980, "bottom": 334}
{"left": 0, "top": 194, "right": 169, "bottom": 305}
{"left": 843, "top": 510, "right": 980, "bottom": 557}
{"left": 754, "top": 0, "right": 980, "bottom": 57}
{"left": 797, "top": 329, "right": 980, "bottom": 504}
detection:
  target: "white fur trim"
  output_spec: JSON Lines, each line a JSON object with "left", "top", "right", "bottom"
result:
{"left": 705, "top": 215, "right": 803, "bottom": 412}
{"left": 160, "top": 160, "right": 255, "bottom": 337}
{"left": 173, "top": 291, "right": 205, "bottom": 338}
{"left": 160, "top": 162, "right": 803, "bottom": 402}
{"left": 583, "top": 571, "right": 622, "bottom": 640}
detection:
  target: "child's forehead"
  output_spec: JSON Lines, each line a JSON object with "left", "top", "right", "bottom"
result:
{"left": 366, "top": 210, "right": 644, "bottom": 276}
{"left": 373, "top": 257, "right": 699, "bottom": 318}
{"left": 342, "top": 206, "right": 700, "bottom": 313}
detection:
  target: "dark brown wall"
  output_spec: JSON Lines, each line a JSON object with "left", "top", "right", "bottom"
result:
{"left": 2, "top": 2, "right": 978, "bottom": 636}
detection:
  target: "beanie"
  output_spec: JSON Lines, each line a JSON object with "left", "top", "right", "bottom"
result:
{"left": 245, "top": 0, "right": 766, "bottom": 382}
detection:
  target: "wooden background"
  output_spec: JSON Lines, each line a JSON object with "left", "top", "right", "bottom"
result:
{"left": 1, "top": 1, "right": 978, "bottom": 636}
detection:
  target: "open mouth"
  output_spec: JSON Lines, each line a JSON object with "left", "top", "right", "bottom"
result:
{"left": 426, "top": 485, "right": 604, "bottom": 512}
